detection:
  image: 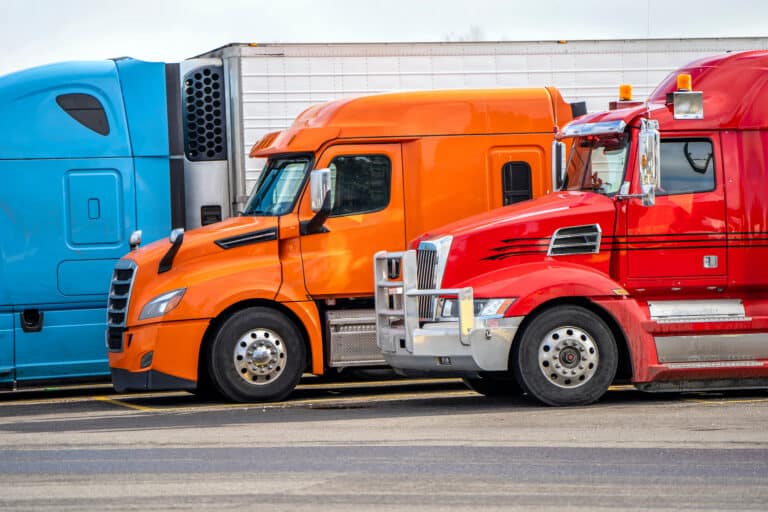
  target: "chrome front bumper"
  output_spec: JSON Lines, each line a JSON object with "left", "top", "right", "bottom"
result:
{"left": 374, "top": 250, "right": 521, "bottom": 373}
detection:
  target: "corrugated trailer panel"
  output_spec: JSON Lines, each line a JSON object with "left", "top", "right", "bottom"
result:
{"left": 199, "top": 38, "right": 768, "bottom": 195}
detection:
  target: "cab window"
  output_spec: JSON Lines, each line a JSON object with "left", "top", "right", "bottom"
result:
{"left": 502, "top": 161, "right": 532, "bottom": 205}
{"left": 659, "top": 140, "right": 715, "bottom": 195}
{"left": 328, "top": 155, "right": 391, "bottom": 216}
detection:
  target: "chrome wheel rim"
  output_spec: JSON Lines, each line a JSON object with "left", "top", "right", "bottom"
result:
{"left": 537, "top": 325, "right": 599, "bottom": 389}
{"left": 233, "top": 328, "right": 286, "bottom": 385}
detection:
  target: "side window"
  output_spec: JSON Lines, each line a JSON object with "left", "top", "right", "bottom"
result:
{"left": 56, "top": 93, "right": 110, "bottom": 136}
{"left": 502, "top": 161, "right": 532, "bottom": 205}
{"left": 328, "top": 155, "right": 391, "bottom": 216}
{"left": 659, "top": 139, "right": 715, "bottom": 195}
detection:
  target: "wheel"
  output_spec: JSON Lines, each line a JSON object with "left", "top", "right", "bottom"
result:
{"left": 463, "top": 373, "right": 523, "bottom": 397}
{"left": 512, "top": 306, "right": 617, "bottom": 406}
{"left": 207, "top": 307, "right": 306, "bottom": 402}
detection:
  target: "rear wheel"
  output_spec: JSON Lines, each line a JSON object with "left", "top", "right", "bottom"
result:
{"left": 463, "top": 373, "right": 523, "bottom": 397}
{"left": 513, "top": 306, "right": 617, "bottom": 406}
{"left": 208, "top": 307, "right": 306, "bottom": 402}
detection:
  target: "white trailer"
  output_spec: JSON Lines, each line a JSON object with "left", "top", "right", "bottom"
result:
{"left": 183, "top": 37, "right": 768, "bottom": 227}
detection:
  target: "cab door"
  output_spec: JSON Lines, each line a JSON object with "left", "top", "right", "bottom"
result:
{"left": 298, "top": 144, "right": 404, "bottom": 297}
{"left": 624, "top": 135, "right": 727, "bottom": 292}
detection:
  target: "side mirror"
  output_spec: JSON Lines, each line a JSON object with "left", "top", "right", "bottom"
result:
{"left": 551, "top": 140, "right": 567, "bottom": 191}
{"left": 636, "top": 118, "right": 660, "bottom": 207}
{"left": 129, "top": 230, "right": 143, "bottom": 251}
{"left": 310, "top": 168, "right": 332, "bottom": 213}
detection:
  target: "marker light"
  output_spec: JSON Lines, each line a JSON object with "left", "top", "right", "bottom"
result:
{"left": 619, "top": 84, "right": 633, "bottom": 101}
{"left": 676, "top": 73, "right": 692, "bottom": 91}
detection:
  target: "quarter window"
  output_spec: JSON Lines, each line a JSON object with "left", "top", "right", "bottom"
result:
{"left": 658, "top": 140, "right": 715, "bottom": 195}
{"left": 502, "top": 161, "right": 532, "bottom": 205}
{"left": 56, "top": 93, "right": 110, "bottom": 136}
{"left": 328, "top": 155, "right": 391, "bottom": 216}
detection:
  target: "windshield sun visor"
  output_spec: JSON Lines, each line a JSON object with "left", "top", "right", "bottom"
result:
{"left": 559, "top": 120, "right": 627, "bottom": 139}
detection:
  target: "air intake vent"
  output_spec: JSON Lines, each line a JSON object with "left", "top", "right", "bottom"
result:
{"left": 548, "top": 224, "right": 602, "bottom": 256}
{"left": 107, "top": 260, "right": 137, "bottom": 352}
{"left": 416, "top": 247, "right": 437, "bottom": 319}
{"left": 183, "top": 66, "right": 227, "bottom": 161}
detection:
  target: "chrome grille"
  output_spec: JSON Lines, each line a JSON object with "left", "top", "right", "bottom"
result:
{"left": 107, "top": 260, "right": 137, "bottom": 352}
{"left": 416, "top": 247, "right": 437, "bottom": 318}
{"left": 548, "top": 224, "right": 602, "bottom": 256}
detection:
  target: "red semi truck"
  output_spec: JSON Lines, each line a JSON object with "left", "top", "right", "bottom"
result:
{"left": 374, "top": 50, "right": 768, "bottom": 406}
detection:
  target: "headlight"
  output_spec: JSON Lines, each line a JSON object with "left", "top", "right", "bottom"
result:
{"left": 440, "top": 298, "right": 516, "bottom": 319}
{"left": 139, "top": 288, "right": 186, "bottom": 320}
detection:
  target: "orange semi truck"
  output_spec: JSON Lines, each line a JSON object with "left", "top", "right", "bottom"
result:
{"left": 106, "top": 87, "right": 584, "bottom": 401}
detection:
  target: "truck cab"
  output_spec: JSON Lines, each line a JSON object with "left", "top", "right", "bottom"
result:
{"left": 375, "top": 50, "right": 768, "bottom": 406}
{"left": 0, "top": 59, "right": 173, "bottom": 385}
{"left": 107, "top": 87, "right": 583, "bottom": 401}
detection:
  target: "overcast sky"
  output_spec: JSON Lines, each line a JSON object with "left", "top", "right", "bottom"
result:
{"left": 1, "top": 0, "right": 767, "bottom": 75}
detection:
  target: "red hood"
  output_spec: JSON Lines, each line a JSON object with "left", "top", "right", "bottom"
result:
{"left": 420, "top": 192, "right": 618, "bottom": 291}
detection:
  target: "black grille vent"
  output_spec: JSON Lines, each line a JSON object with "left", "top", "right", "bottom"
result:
{"left": 548, "top": 224, "right": 602, "bottom": 256}
{"left": 107, "top": 260, "right": 137, "bottom": 352}
{"left": 107, "top": 328, "right": 125, "bottom": 351}
{"left": 416, "top": 247, "right": 438, "bottom": 319}
{"left": 183, "top": 66, "right": 227, "bottom": 161}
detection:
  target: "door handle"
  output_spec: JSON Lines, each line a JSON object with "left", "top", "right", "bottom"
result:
{"left": 20, "top": 310, "right": 44, "bottom": 333}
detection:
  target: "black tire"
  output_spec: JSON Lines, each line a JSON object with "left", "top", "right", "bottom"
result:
{"left": 463, "top": 373, "right": 523, "bottom": 397}
{"left": 207, "top": 307, "right": 306, "bottom": 402}
{"left": 512, "top": 306, "right": 617, "bottom": 406}
{"left": 189, "top": 353, "right": 222, "bottom": 400}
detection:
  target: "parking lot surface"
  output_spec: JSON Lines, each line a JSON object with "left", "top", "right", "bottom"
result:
{"left": 1, "top": 378, "right": 767, "bottom": 511}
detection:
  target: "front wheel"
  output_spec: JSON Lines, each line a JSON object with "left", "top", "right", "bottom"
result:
{"left": 513, "top": 306, "right": 617, "bottom": 406}
{"left": 208, "top": 307, "right": 306, "bottom": 403}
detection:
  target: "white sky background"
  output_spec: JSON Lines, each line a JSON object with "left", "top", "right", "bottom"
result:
{"left": 1, "top": 0, "right": 767, "bottom": 75}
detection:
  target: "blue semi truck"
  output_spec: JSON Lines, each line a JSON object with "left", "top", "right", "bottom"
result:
{"left": 0, "top": 56, "right": 243, "bottom": 387}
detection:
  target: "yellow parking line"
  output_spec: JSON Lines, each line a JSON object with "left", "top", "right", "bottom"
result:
{"left": 181, "top": 389, "right": 476, "bottom": 412}
{"left": 685, "top": 397, "right": 768, "bottom": 405}
{"left": 93, "top": 395, "right": 156, "bottom": 412}
{"left": 97, "top": 389, "right": 478, "bottom": 414}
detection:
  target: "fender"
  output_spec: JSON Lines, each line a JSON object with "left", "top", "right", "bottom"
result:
{"left": 455, "top": 260, "right": 659, "bottom": 382}
{"left": 131, "top": 251, "right": 282, "bottom": 326}
{"left": 280, "top": 300, "right": 324, "bottom": 375}
{"left": 456, "top": 261, "right": 627, "bottom": 313}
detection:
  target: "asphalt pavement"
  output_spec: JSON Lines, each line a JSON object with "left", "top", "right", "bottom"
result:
{"left": 1, "top": 378, "right": 767, "bottom": 511}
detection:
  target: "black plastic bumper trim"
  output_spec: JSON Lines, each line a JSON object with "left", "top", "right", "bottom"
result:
{"left": 110, "top": 367, "right": 196, "bottom": 392}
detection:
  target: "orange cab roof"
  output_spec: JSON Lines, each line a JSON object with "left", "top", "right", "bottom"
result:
{"left": 251, "top": 87, "right": 566, "bottom": 157}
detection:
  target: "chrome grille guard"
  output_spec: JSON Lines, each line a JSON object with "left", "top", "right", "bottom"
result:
{"left": 374, "top": 250, "right": 474, "bottom": 354}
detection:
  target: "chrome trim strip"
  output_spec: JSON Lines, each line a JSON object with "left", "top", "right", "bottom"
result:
{"left": 649, "top": 300, "right": 748, "bottom": 324}
{"left": 664, "top": 361, "right": 764, "bottom": 369}
{"left": 215, "top": 227, "right": 278, "bottom": 249}
{"left": 655, "top": 333, "right": 768, "bottom": 363}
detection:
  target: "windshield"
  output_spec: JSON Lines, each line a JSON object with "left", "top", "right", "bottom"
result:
{"left": 563, "top": 134, "right": 629, "bottom": 195}
{"left": 243, "top": 156, "right": 311, "bottom": 216}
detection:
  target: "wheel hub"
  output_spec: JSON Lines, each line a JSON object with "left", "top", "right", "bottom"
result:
{"left": 234, "top": 328, "right": 287, "bottom": 385}
{"left": 537, "top": 326, "right": 599, "bottom": 389}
